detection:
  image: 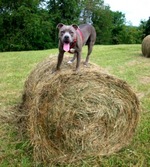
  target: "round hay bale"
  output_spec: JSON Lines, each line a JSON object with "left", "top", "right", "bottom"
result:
{"left": 20, "top": 56, "right": 140, "bottom": 165}
{"left": 142, "top": 35, "right": 150, "bottom": 58}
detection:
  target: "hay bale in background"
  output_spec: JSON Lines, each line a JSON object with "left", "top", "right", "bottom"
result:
{"left": 142, "top": 35, "right": 150, "bottom": 58}
{"left": 20, "top": 56, "right": 140, "bottom": 165}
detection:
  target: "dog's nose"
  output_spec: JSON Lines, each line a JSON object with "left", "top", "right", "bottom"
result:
{"left": 64, "top": 35, "right": 69, "bottom": 40}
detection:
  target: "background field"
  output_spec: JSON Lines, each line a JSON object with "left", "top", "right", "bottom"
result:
{"left": 0, "top": 45, "right": 150, "bottom": 166}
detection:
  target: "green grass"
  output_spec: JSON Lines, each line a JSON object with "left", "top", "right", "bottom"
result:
{"left": 0, "top": 45, "right": 150, "bottom": 166}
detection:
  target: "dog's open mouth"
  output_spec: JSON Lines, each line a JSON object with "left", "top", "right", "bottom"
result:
{"left": 63, "top": 42, "right": 70, "bottom": 52}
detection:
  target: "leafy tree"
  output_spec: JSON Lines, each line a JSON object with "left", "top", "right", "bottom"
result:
{"left": 79, "top": 0, "right": 104, "bottom": 24}
{"left": 138, "top": 17, "right": 150, "bottom": 42}
{"left": 92, "top": 5, "right": 113, "bottom": 44}
{"left": 0, "top": 0, "right": 54, "bottom": 51}
{"left": 143, "top": 17, "right": 150, "bottom": 37}
{"left": 117, "top": 25, "right": 142, "bottom": 44}
{"left": 139, "top": 20, "right": 147, "bottom": 38}
{"left": 47, "top": 0, "right": 81, "bottom": 24}
{"left": 111, "top": 11, "right": 126, "bottom": 44}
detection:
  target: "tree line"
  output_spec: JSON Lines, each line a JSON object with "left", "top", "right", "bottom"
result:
{"left": 0, "top": 0, "right": 150, "bottom": 51}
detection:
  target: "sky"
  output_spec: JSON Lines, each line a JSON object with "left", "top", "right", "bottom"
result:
{"left": 104, "top": 0, "right": 150, "bottom": 26}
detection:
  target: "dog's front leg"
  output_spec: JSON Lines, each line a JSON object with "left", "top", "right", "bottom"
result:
{"left": 56, "top": 52, "right": 64, "bottom": 70}
{"left": 68, "top": 53, "right": 77, "bottom": 64}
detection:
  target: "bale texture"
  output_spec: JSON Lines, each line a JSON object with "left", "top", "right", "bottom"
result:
{"left": 20, "top": 56, "right": 140, "bottom": 165}
{"left": 142, "top": 35, "right": 150, "bottom": 58}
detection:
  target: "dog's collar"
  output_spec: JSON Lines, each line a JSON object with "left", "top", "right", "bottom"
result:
{"left": 70, "top": 39, "right": 77, "bottom": 48}
{"left": 68, "top": 28, "right": 83, "bottom": 54}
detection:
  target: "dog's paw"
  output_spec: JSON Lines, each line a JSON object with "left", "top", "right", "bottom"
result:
{"left": 51, "top": 69, "right": 56, "bottom": 74}
{"left": 83, "top": 62, "right": 88, "bottom": 67}
{"left": 67, "top": 60, "right": 73, "bottom": 64}
{"left": 51, "top": 68, "right": 60, "bottom": 74}
{"left": 70, "top": 48, "right": 75, "bottom": 53}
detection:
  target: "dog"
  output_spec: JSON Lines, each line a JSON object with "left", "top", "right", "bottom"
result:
{"left": 55, "top": 23, "right": 96, "bottom": 71}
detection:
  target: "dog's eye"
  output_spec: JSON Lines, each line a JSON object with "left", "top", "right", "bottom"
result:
{"left": 61, "top": 31, "right": 65, "bottom": 35}
{"left": 70, "top": 31, "right": 74, "bottom": 35}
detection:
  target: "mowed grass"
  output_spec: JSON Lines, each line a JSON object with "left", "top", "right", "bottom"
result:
{"left": 0, "top": 45, "right": 150, "bottom": 166}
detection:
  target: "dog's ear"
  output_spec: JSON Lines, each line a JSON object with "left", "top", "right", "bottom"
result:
{"left": 72, "top": 24, "right": 78, "bottom": 30}
{"left": 57, "top": 23, "right": 64, "bottom": 29}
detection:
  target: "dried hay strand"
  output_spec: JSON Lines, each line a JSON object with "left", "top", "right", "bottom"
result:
{"left": 142, "top": 35, "right": 150, "bottom": 58}
{"left": 20, "top": 56, "right": 140, "bottom": 165}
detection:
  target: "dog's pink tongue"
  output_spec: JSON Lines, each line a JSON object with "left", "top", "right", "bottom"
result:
{"left": 63, "top": 43, "right": 70, "bottom": 52}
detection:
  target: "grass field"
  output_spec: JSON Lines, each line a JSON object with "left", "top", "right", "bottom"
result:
{"left": 0, "top": 45, "right": 150, "bottom": 166}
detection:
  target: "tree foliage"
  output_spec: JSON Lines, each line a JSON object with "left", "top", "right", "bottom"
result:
{"left": 92, "top": 6, "right": 113, "bottom": 44}
{"left": 0, "top": 0, "right": 147, "bottom": 51}
{"left": 141, "top": 17, "right": 150, "bottom": 37}
{"left": 0, "top": 0, "right": 54, "bottom": 51}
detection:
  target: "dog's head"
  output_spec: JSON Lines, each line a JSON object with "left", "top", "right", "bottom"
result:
{"left": 57, "top": 23, "right": 78, "bottom": 52}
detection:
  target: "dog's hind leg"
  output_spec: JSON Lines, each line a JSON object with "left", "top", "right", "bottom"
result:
{"left": 84, "top": 41, "right": 94, "bottom": 66}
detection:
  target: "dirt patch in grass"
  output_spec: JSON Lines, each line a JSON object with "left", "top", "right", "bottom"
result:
{"left": 126, "top": 56, "right": 150, "bottom": 67}
{"left": 139, "top": 76, "right": 150, "bottom": 84}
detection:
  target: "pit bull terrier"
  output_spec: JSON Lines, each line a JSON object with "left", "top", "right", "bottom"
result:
{"left": 55, "top": 23, "right": 96, "bottom": 71}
